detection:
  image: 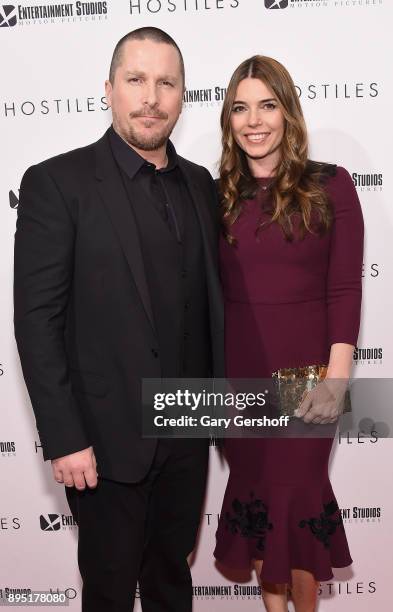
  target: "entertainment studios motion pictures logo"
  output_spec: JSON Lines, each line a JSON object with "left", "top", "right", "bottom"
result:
{"left": 9, "top": 190, "right": 18, "bottom": 209}
{"left": 1, "top": 441, "right": 16, "bottom": 457}
{"left": 39, "top": 513, "right": 77, "bottom": 531}
{"left": 352, "top": 171, "right": 383, "bottom": 192}
{"left": 265, "top": 0, "right": 288, "bottom": 8}
{"left": 0, "top": 367, "right": 15, "bottom": 458}
{"left": 0, "top": 2, "right": 108, "bottom": 27}
{"left": 0, "top": 5, "right": 16, "bottom": 25}
{"left": 353, "top": 346, "right": 383, "bottom": 365}
{"left": 193, "top": 585, "right": 262, "bottom": 600}
{"left": 340, "top": 505, "right": 382, "bottom": 523}
{"left": 265, "top": 0, "right": 383, "bottom": 8}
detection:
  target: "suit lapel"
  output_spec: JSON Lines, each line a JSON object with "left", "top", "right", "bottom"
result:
{"left": 94, "top": 132, "right": 155, "bottom": 333}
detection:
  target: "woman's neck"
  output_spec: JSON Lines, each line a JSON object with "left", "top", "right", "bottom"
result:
{"left": 247, "top": 153, "right": 279, "bottom": 178}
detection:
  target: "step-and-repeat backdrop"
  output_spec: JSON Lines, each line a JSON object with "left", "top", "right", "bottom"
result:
{"left": 1, "top": 1, "right": 392, "bottom": 610}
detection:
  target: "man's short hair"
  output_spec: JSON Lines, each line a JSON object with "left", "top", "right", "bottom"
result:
{"left": 109, "top": 27, "right": 185, "bottom": 86}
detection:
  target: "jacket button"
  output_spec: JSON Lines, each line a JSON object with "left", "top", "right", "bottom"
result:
{"left": 151, "top": 349, "right": 159, "bottom": 358}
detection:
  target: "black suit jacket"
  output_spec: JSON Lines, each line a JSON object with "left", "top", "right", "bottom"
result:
{"left": 14, "top": 130, "right": 224, "bottom": 483}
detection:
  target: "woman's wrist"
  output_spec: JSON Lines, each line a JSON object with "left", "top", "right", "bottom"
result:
{"left": 326, "top": 368, "right": 351, "bottom": 380}
{"left": 327, "top": 343, "right": 354, "bottom": 380}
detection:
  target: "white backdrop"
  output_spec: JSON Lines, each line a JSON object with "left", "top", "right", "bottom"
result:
{"left": 1, "top": 0, "right": 392, "bottom": 610}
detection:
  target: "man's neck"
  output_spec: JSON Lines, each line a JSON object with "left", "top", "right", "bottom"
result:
{"left": 137, "top": 147, "right": 168, "bottom": 170}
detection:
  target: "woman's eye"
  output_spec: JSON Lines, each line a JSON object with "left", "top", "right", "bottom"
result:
{"left": 263, "top": 103, "right": 277, "bottom": 110}
{"left": 232, "top": 105, "right": 246, "bottom": 113}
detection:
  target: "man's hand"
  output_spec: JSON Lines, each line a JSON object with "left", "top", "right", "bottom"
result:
{"left": 294, "top": 379, "right": 349, "bottom": 425}
{"left": 51, "top": 446, "right": 98, "bottom": 490}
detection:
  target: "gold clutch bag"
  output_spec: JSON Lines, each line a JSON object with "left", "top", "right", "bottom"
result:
{"left": 272, "top": 364, "right": 351, "bottom": 417}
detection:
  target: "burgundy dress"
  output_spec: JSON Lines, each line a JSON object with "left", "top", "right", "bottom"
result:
{"left": 214, "top": 166, "right": 364, "bottom": 583}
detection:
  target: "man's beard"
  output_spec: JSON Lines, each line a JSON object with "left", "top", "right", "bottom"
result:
{"left": 123, "top": 123, "right": 173, "bottom": 151}
{"left": 115, "top": 108, "right": 179, "bottom": 151}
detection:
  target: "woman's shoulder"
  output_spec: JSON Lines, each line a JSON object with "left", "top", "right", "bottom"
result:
{"left": 306, "top": 159, "right": 337, "bottom": 179}
{"left": 308, "top": 162, "right": 360, "bottom": 220}
{"left": 306, "top": 159, "right": 354, "bottom": 187}
{"left": 307, "top": 161, "right": 358, "bottom": 207}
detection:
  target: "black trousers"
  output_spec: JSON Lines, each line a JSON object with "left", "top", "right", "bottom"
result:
{"left": 65, "top": 438, "right": 209, "bottom": 612}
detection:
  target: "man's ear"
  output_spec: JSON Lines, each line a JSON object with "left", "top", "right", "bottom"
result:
{"left": 105, "top": 80, "right": 113, "bottom": 108}
{"left": 180, "top": 85, "right": 186, "bottom": 114}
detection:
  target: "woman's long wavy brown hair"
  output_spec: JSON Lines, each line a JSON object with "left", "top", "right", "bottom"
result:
{"left": 219, "top": 55, "right": 333, "bottom": 243}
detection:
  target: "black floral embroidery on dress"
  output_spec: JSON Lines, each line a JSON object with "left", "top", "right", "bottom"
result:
{"left": 225, "top": 491, "right": 273, "bottom": 551}
{"left": 299, "top": 500, "right": 343, "bottom": 549}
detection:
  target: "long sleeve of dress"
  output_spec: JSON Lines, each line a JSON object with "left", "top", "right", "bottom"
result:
{"left": 326, "top": 167, "right": 364, "bottom": 347}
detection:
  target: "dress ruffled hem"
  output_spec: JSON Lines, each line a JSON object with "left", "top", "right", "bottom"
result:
{"left": 214, "top": 552, "right": 353, "bottom": 585}
{"left": 214, "top": 480, "right": 352, "bottom": 585}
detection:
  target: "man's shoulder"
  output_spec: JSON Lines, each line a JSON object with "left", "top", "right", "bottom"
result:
{"left": 32, "top": 132, "right": 107, "bottom": 177}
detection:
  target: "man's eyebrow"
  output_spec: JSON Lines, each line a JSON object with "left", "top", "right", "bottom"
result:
{"left": 232, "top": 97, "right": 277, "bottom": 104}
{"left": 155, "top": 74, "right": 179, "bottom": 82}
{"left": 124, "top": 70, "right": 179, "bottom": 81}
{"left": 124, "top": 70, "right": 145, "bottom": 78}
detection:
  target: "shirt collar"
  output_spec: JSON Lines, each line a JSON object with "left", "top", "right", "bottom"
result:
{"left": 109, "top": 124, "right": 179, "bottom": 180}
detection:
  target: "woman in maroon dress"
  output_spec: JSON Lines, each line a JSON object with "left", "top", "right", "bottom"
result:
{"left": 213, "top": 56, "right": 364, "bottom": 611}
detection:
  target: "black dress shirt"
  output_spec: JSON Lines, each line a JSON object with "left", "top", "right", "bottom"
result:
{"left": 109, "top": 125, "right": 185, "bottom": 241}
{"left": 108, "top": 125, "right": 211, "bottom": 378}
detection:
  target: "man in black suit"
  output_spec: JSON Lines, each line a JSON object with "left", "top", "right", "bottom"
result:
{"left": 14, "top": 27, "right": 223, "bottom": 612}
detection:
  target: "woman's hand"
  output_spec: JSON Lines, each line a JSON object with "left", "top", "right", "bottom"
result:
{"left": 294, "top": 378, "right": 349, "bottom": 424}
